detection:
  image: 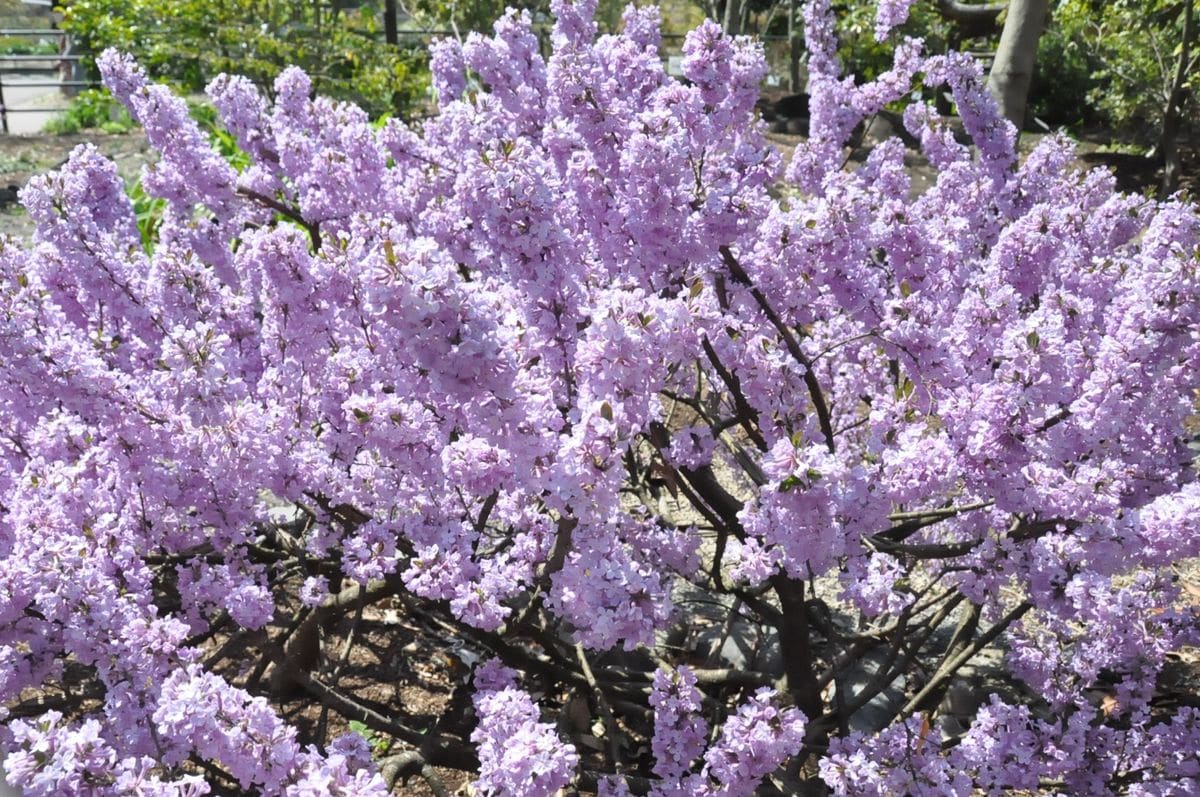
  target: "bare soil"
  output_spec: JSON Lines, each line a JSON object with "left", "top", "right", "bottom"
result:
{"left": 0, "top": 131, "right": 153, "bottom": 242}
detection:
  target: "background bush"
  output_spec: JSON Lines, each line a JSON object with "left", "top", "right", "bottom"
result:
{"left": 59, "top": 0, "right": 429, "bottom": 118}
{"left": 1032, "top": 0, "right": 1197, "bottom": 144}
{"left": 42, "top": 87, "right": 136, "bottom": 134}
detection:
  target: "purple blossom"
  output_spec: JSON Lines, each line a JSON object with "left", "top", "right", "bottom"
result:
{"left": 470, "top": 661, "right": 579, "bottom": 796}
{"left": 650, "top": 667, "right": 708, "bottom": 779}
{"left": 874, "top": 0, "right": 919, "bottom": 40}
{"left": 429, "top": 38, "right": 467, "bottom": 104}
{"left": 1, "top": 1, "right": 1199, "bottom": 793}
{"left": 702, "top": 688, "right": 807, "bottom": 796}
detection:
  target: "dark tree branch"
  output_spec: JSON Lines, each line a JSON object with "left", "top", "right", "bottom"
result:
{"left": 719, "top": 246, "right": 837, "bottom": 453}
{"left": 894, "top": 600, "right": 1032, "bottom": 721}
{"left": 237, "top": 187, "right": 322, "bottom": 249}
{"left": 379, "top": 751, "right": 451, "bottom": 797}
{"left": 271, "top": 642, "right": 480, "bottom": 770}
{"left": 772, "top": 576, "right": 823, "bottom": 721}
{"left": 935, "top": 0, "right": 1007, "bottom": 38}
{"left": 575, "top": 641, "right": 626, "bottom": 772}
{"left": 701, "top": 335, "right": 769, "bottom": 452}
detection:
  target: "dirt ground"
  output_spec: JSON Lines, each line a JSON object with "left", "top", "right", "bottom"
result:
{"left": 0, "top": 131, "right": 153, "bottom": 242}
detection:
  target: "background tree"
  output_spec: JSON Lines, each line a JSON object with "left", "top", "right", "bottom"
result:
{"left": 985, "top": 0, "right": 1049, "bottom": 125}
{"left": 57, "top": 0, "right": 427, "bottom": 117}
{"left": 1161, "top": 0, "right": 1195, "bottom": 191}
{"left": 934, "top": 0, "right": 1004, "bottom": 40}
{"left": 1032, "top": 0, "right": 1200, "bottom": 194}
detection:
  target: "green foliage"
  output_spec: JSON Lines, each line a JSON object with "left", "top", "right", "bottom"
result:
{"left": 0, "top": 151, "right": 44, "bottom": 175}
{"left": 43, "top": 88, "right": 136, "bottom": 135}
{"left": 655, "top": 0, "right": 706, "bottom": 38}
{"left": 833, "top": 0, "right": 951, "bottom": 83}
{"left": 407, "top": 0, "right": 533, "bottom": 36}
{"left": 1028, "top": 9, "right": 1097, "bottom": 128}
{"left": 405, "top": 0, "right": 657, "bottom": 44}
{"left": 0, "top": 36, "right": 58, "bottom": 55}
{"left": 59, "top": 0, "right": 429, "bottom": 118}
{"left": 124, "top": 173, "right": 165, "bottom": 252}
{"left": 346, "top": 720, "right": 394, "bottom": 757}
{"left": 1034, "top": 0, "right": 1196, "bottom": 139}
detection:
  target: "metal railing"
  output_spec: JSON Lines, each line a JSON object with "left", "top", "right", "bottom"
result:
{"left": 0, "top": 28, "right": 98, "bottom": 134}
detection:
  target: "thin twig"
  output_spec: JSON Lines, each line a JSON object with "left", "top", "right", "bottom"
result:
{"left": 316, "top": 589, "right": 367, "bottom": 746}
{"left": 894, "top": 600, "right": 1032, "bottom": 721}
{"left": 575, "top": 642, "right": 625, "bottom": 772}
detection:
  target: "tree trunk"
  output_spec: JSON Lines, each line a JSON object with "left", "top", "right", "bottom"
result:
{"left": 722, "top": 0, "right": 745, "bottom": 36}
{"left": 384, "top": 0, "right": 399, "bottom": 46}
{"left": 986, "top": 0, "right": 1049, "bottom": 129}
{"left": 771, "top": 576, "right": 822, "bottom": 722}
{"left": 789, "top": 0, "right": 802, "bottom": 92}
{"left": 1161, "top": 0, "right": 1195, "bottom": 195}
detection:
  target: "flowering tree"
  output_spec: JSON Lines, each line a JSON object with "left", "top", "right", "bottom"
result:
{"left": 1, "top": 0, "right": 1199, "bottom": 794}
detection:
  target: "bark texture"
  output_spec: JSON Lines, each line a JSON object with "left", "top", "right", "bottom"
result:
{"left": 986, "top": 0, "right": 1050, "bottom": 128}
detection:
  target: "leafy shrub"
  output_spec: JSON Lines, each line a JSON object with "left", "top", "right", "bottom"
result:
{"left": 1034, "top": 0, "right": 1197, "bottom": 141}
{"left": 60, "top": 0, "right": 429, "bottom": 118}
{"left": 42, "top": 87, "right": 136, "bottom": 134}
{"left": 1028, "top": 6, "right": 1099, "bottom": 128}
{"left": 0, "top": 35, "right": 58, "bottom": 56}
{"left": 1, "top": 1, "right": 1199, "bottom": 794}
{"left": 833, "top": 0, "right": 951, "bottom": 81}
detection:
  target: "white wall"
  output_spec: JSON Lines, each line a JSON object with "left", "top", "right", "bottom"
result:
{"left": 0, "top": 753, "right": 21, "bottom": 797}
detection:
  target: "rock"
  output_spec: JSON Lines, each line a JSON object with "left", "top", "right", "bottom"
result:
{"left": 785, "top": 117, "right": 810, "bottom": 136}
{"left": 858, "top": 110, "right": 920, "bottom": 151}
{"left": 937, "top": 677, "right": 985, "bottom": 738}
{"left": 774, "top": 92, "right": 810, "bottom": 119}
{"left": 840, "top": 646, "right": 908, "bottom": 734}
{"left": 861, "top": 114, "right": 899, "bottom": 147}
{"left": 688, "top": 616, "right": 784, "bottom": 676}
{"left": 265, "top": 503, "right": 305, "bottom": 526}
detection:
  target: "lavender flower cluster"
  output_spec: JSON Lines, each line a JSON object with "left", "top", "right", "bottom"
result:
{"left": 0, "top": 0, "right": 1198, "bottom": 793}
